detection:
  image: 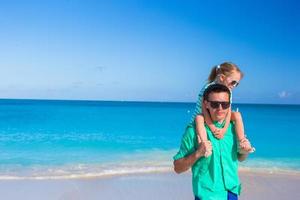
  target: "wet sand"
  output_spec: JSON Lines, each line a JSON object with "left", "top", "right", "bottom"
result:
{"left": 1, "top": 170, "right": 299, "bottom": 200}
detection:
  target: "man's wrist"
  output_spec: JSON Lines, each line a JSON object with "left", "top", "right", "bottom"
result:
{"left": 195, "top": 148, "right": 205, "bottom": 159}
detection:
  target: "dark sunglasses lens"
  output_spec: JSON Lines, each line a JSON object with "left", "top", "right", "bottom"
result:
{"left": 210, "top": 102, "right": 219, "bottom": 108}
{"left": 210, "top": 101, "right": 230, "bottom": 109}
{"left": 221, "top": 102, "right": 230, "bottom": 109}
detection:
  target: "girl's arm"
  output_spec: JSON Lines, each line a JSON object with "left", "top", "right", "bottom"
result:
{"left": 202, "top": 102, "right": 217, "bottom": 135}
{"left": 214, "top": 108, "right": 232, "bottom": 139}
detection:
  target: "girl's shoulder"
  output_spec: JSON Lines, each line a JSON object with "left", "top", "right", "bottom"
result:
{"left": 204, "top": 81, "right": 216, "bottom": 88}
{"left": 199, "top": 81, "right": 216, "bottom": 94}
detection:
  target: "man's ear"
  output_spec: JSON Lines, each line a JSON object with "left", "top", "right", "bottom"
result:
{"left": 203, "top": 100, "right": 209, "bottom": 109}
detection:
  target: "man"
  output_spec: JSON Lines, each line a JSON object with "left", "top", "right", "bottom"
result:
{"left": 173, "top": 84, "right": 248, "bottom": 200}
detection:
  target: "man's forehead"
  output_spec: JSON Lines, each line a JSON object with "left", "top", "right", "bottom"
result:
{"left": 208, "top": 92, "right": 230, "bottom": 101}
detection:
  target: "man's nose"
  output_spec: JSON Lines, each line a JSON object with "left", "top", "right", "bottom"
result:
{"left": 217, "top": 103, "right": 223, "bottom": 110}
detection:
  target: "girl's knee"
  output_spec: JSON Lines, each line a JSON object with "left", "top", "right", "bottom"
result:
{"left": 195, "top": 114, "right": 204, "bottom": 122}
{"left": 231, "top": 111, "right": 242, "bottom": 120}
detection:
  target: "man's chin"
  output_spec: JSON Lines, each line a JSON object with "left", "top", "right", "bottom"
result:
{"left": 215, "top": 115, "right": 226, "bottom": 121}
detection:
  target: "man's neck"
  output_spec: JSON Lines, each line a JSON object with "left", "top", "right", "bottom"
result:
{"left": 212, "top": 119, "right": 226, "bottom": 125}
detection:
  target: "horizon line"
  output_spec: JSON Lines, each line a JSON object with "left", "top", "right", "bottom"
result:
{"left": 0, "top": 98, "right": 299, "bottom": 106}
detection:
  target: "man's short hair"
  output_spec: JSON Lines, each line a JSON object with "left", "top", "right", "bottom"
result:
{"left": 203, "top": 84, "right": 231, "bottom": 101}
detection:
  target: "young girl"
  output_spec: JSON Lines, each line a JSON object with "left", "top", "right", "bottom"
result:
{"left": 191, "top": 62, "right": 254, "bottom": 156}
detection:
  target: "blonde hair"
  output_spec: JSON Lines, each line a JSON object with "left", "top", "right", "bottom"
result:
{"left": 208, "top": 62, "right": 244, "bottom": 83}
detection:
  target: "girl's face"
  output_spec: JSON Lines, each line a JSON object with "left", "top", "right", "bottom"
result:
{"left": 219, "top": 70, "right": 242, "bottom": 90}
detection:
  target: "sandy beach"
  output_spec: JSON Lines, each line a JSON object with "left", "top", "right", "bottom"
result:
{"left": 1, "top": 170, "right": 299, "bottom": 200}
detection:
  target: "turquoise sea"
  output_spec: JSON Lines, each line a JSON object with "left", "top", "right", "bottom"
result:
{"left": 0, "top": 99, "right": 299, "bottom": 179}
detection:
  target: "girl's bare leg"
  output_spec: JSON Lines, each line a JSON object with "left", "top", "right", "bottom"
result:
{"left": 231, "top": 112, "right": 255, "bottom": 153}
{"left": 195, "top": 115, "right": 212, "bottom": 157}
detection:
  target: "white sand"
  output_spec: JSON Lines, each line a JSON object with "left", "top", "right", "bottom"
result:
{"left": 1, "top": 171, "right": 299, "bottom": 200}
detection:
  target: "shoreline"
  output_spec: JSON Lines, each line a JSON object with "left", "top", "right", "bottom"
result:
{"left": 1, "top": 166, "right": 300, "bottom": 180}
{"left": 0, "top": 166, "right": 300, "bottom": 181}
{"left": 1, "top": 170, "right": 300, "bottom": 200}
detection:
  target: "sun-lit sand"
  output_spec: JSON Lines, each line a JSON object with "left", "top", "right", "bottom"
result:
{"left": 1, "top": 170, "right": 300, "bottom": 200}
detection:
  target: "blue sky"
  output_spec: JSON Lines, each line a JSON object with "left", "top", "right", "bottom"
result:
{"left": 0, "top": 0, "right": 299, "bottom": 104}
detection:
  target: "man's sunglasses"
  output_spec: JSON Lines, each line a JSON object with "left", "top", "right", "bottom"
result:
{"left": 208, "top": 101, "right": 230, "bottom": 109}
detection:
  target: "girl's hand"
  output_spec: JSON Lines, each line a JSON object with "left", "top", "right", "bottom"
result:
{"left": 213, "top": 111, "right": 231, "bottom": 139}
{"left": 213, "top": 128, "right": 226, "bottom": 139}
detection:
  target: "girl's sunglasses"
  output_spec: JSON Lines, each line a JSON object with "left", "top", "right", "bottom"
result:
{"left": 208, "top": 101, "right": 230, "bottom": 109}
{"left": 229, "top": 80, "right": 239, "bottom": 88}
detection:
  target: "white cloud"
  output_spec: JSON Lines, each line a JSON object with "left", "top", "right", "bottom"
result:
{"left": 278, "top": 91, "right": 291, "bottom": 98}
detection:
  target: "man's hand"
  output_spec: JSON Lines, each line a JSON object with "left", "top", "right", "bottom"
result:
{"left": 197, "top": 135, "right": 212, "bottom": 158}
{"left": 173, "top": 135, "right": 212, "bottom": 174}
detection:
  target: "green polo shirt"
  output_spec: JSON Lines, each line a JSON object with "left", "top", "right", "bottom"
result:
{"left": 173, "top": 122, "right": 241, "bottom": 200}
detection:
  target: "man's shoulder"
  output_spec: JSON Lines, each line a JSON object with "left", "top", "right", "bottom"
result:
{"left": 178, "top": 123, "right": 198, "bottom": 148}
{"left": 173, "top": 124, "right": 198, "bottom": 161}
{"left": 183, "top": 123, "right": 197, "bottom": 139}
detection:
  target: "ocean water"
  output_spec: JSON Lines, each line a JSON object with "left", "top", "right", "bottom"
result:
{"left": 0, "top": 99, "right": 299, "bottom": 179}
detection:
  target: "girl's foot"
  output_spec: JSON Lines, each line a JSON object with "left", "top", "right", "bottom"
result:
{"left": 238, "top": 138, "right": 255, "bottom": 154}
{"left": 202, "top": 140, "right": 212, "bottom": 157}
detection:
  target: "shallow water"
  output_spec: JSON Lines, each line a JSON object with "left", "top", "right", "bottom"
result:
{"left": 0, "top": 99, "right": 299, "bottom": 179}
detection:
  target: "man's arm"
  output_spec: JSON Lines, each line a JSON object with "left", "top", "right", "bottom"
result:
{"left": 237, "top": 153, "right": 248, "bottom": 162}
{"left": 173, "top": 140, "right": 210, "bottom": 174}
